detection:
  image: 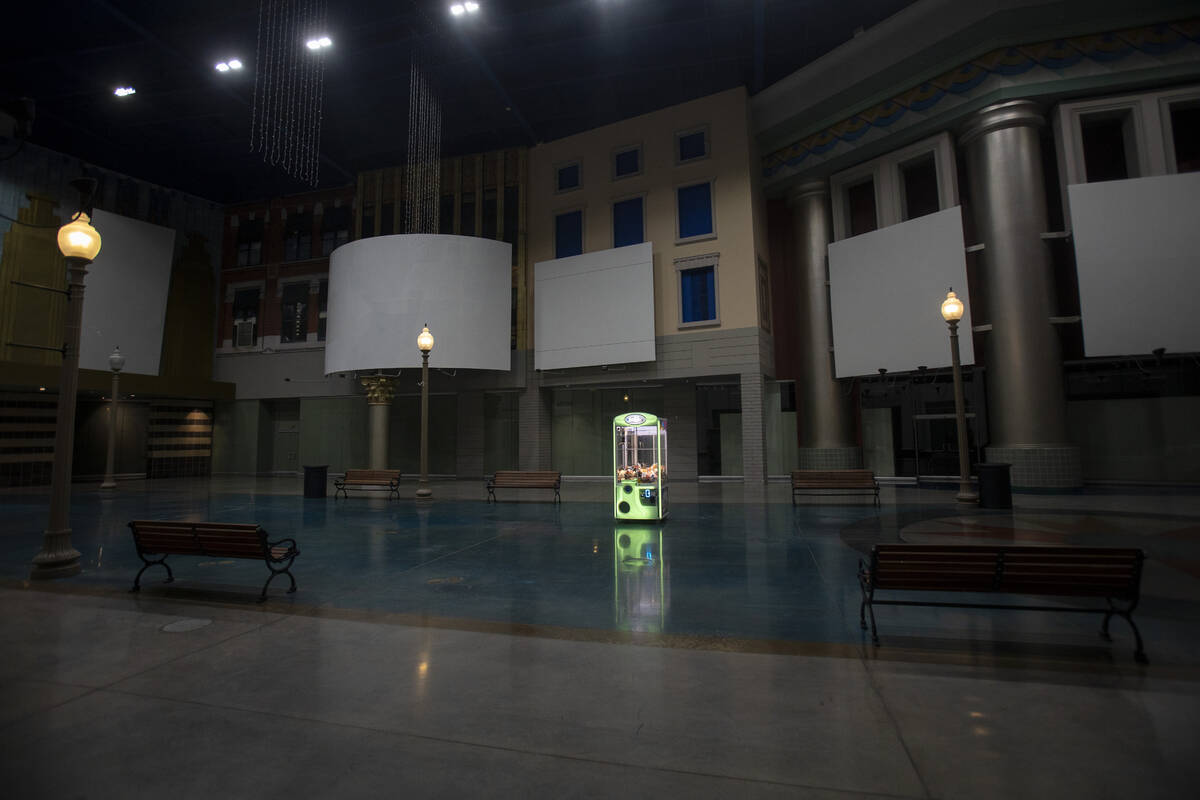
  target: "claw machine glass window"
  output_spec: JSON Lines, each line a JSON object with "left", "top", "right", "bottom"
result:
{"left": 613, "top": 412, "right": 668, "bottom": 521}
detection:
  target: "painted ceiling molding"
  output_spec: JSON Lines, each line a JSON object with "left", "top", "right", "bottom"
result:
{"left": 762, "top": 19, "right": 1200, "bottom": 183}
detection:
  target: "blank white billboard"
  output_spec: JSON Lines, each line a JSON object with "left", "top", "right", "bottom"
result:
{"left": 324, "top": 234, "right": 512, "bottom": 373}
{"left": 534, "top": 242, "right": 656, "bottom": 371}
{"left": 80, "top": 209, "right": 176, "bottom": 375}
{"left": 828, "top": 206, "right": 973, "bottom": 378}
{"left": 1069, "top": 172, "right": 1200, "bottom": 357}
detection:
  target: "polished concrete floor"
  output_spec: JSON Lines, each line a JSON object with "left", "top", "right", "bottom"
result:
{"left": 1, "top": 476, "right": 1199, "bottom": 798}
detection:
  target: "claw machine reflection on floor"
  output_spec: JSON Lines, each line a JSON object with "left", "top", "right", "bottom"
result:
{"left": 613, "top": 528, "right": 669, "bottom": 633}
{"left": 613, "top": 412, "right": 668, "bottom": 521}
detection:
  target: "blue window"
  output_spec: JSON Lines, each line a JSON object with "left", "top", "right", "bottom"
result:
{"left": 612, "top": 197, "right": 644, "bottom": 248}
{"left": 555, "top": 210, "right": 583, "bottom": 258}
{"left": 677, "top": 182, "right": 714, "bottom": 239}
{"left": 678, "top": 129, "right": 707, "bottom": 162}
{"left": 614, "top": 147, "right": 640, "bottom": 178}
{"left": 557, "top": 162, "right": 580, "bottom": 192}
{"left": 680, "top": 265, "right": 717, "bottom": 324}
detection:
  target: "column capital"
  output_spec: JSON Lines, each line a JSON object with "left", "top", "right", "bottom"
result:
{"left": 786, "top": 179, "right": 828, "bottom": 207}
{"left": 959, "top": 100, "right": 1044, "bottom": 148}
{"left": 360, "top": 375, "right": 397, "bottom": 404}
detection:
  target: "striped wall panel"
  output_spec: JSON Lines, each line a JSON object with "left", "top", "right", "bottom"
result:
{"left": 0, "top": 394, "right": 56, "bottom": 486}
{"left": 147, "top": 401, "right": 213, "bottom": 478}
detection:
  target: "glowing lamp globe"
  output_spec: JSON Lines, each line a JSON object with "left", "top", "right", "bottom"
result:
{"left": 108, "top": 346, "right": 126, "bottom": 373}
{"left": 57, "top": 212, "right": 102, "bottom": 261}
{"left": 417, "top": 324, "right": 435, "bottom": 354}
{"left": 941, "top": 289, "right": 964, "bottom": 323}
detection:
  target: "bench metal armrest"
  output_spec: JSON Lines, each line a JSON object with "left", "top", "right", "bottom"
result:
{"left": 267, "top": 537, "right": 300, "bottom": 560}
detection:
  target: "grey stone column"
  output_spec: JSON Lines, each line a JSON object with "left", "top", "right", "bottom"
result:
{"left": 740, "top": 372, "right": 767, "bottom": 484}
{"left": 960, "top": 100, "right": 1081, "bottom": 488}
{"left": 518, "top": 359, "right": 552, "bottom": 470}
{"left": 456, "top": 391, "right": 485, "bottom": 480}
{"left": 787, "top": 180, "right": 861, "bottom": 470}
{"left": 360, "top": 376, "right": 396, "bottom": 470}
{"left": 662, "top": 383, "right": 697, "bottom": 481}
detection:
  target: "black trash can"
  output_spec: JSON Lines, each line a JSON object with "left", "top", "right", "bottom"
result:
{"left": 302, "top": 465, "right": 329, "bottom": 499}
{"left": 977, "top": 462, "right": 1012, "bottom": 509}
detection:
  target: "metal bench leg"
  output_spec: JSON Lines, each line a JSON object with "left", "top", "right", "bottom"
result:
{"left": 259, "top": 568, "right": 297, "bottom": 603}
{"left": 1099, "top": 609, "right": 1114, "bottom": 641}
{"left": 1123, "top": 614, "right": 1148, "bottom": 664}
{"left": 487, "top": 487, "right": 495, "bottom": 503}
{"left": 132, "top": 556, "right": 173, "bottom": 592}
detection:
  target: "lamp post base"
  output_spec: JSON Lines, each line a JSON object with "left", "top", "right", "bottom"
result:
{"left": 956, "top": 490, "right": 979, "bottom": 504}
{"left": 100, "top": 479, "right": 117, "bottom": 489}
{"left": 415, "top": 484, "right": 433, "bottom": 499}
{"left": 31, "top": 530, "right": 82, "bottom": 579}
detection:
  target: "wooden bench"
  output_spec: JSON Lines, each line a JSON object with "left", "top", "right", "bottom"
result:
{"left": 857, "top": 543, "right": 1147, "bottom": 662}
{"left": 128, "top": 520, "right": 300, "bottom": 603}
{"left": 792, "top": 469, "right": 879, "bottom": 506}
{"left": 333, "top": 469, "right": 402, "bottom": 500}
{"left": 486, "top": 470, "right": 562, "bottom": 503}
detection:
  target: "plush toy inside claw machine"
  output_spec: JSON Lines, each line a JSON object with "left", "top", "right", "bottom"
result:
{"left": 613, "top": 412, "right": 668, "bottom": 521}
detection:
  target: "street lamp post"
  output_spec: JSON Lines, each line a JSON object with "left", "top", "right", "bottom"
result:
{"left": 100, "top": 346, "right": 126, "bottom": 489}
{"left": 941, "top": 289, "right": 977, "bottom": 503}
{"left": 416, "top": 324, "right": 435, "bottom": 499}
{"left": 32, "top": 205, "right": 103, "bottom": 579}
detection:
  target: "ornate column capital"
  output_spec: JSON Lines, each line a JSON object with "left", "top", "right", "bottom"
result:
{"left": 958, "top": 99, "right": 1044, "bottom": 148}
{"left": 360, "top": 375, "right": 397, "bottom": 405}
{"left": 786, "top": 179, "right": 828, "bottom": 208}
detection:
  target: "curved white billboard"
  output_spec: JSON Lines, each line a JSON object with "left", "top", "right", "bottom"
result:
{"left": 324, "top": 234, "right": 512, "bottom": 374}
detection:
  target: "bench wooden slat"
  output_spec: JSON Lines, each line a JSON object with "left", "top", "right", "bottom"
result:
{"left": 791, "top": 470, "right": 879, "bottom": 506}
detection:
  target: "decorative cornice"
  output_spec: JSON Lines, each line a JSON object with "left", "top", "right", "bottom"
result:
{"left": 762, "top": 19, "right": 1200, "bottom": 183}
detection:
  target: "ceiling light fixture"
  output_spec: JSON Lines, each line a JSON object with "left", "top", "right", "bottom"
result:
{"left": 450, "top": 2, "right": 479, "bottom": 17}
{"left": 215, "top": 62, "right": 230, "bottom": 72}
{"left": 306, "top": 36, "right": 332, "bottom": 50}
{"left": 113, "top": 87, "right": 136, "bottom": 97}
{"left": 229, "top": 59, "right": 243, "bottom": 70}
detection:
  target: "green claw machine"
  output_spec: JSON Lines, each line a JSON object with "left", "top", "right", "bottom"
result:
{"left": 613, "top": 412, "right": 668, "bottom": 521}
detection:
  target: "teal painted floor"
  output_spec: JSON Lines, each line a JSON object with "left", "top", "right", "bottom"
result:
{"left": 3, "top": 477, "right": 1200, "bottom": 798}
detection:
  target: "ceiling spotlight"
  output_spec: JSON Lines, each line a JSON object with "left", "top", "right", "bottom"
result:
{"left": 228, "top": 59, "right": 243, "bottom": 70}
{"left": 215, "top": 62, "right": 230, "bottom": 72}
{"left": 306, "top": 36, "right": 332, "bottom": 50}
{"left": 450, "top": 4, "right": 465, "bottom": 15}
{"left": 114, "top": 87, "right": 136, "bottom": 97}
{"left": 465, "top": 1, "right": 480, "bottom": 11}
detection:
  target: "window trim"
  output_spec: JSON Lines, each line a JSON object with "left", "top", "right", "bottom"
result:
{"left": 275, "top": 275, "right": 326, "bottom": 348}
{"left": 674, "top": 178, "right": 718, "bottom": 244}
{"left": 224, "top": 279, "right": 267, "bottom": 352}
{"left": 553, "top": 206, "right": 586, "bottom": 259}
{"left": 675, "top": 252, "right": 721, "bottom": 329}
{"left": 675, "top": 124, "right": 711, "bottom": 166}
{"left": 612, "top": 142, "right": 643, "bottom": 180}
{"left": 554, "top": 159, "right": 583, "bottom": 194}
{"left": 830, "top": 132, "right": 958, "bottom": 241}
{"left": 1053, "top": 85, "right": 1200, "bottom": 226}
{"left": 611, "top": 192, "right": 647, "bottom": 249}
{"left": 1158, "top": 87, "right": 1200, "bottom": 175}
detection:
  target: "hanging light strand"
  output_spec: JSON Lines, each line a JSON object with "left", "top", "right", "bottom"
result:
{"left": 251, "top": 0, "right": 327, "bottom": 185}
{"left": 404, "top": 49, "right": 442, "bottom": 234}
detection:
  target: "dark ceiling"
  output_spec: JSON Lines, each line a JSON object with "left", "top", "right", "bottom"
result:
{"left": 3, "top": 0, "right": 917, "bottom": 204}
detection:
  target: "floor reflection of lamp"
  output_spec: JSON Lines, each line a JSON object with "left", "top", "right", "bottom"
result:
{"left": 941, "top": 289, "right": 977, "bottom": 503}
{"left": 416, "top": 324, "right": 434, "bottom": 499}
{"left": 100, "top": 346, "right": 125, "bottom": 489}
{"left": 32, "top": 197, "right": 103, "bottom": 579}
